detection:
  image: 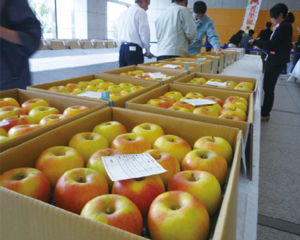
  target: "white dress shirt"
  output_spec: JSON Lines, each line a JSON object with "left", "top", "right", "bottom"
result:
{"left": 116, "top": 4, "right": 151, "bottom": 53}
{"left": 155, "top": 3, "right": 197, "bottom": 57}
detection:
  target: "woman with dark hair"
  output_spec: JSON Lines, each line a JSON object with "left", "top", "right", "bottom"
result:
{"left": 228, "top": 30, "right": 244, "bottom": 48}
{"left": 249, "top": 3, "right": 294, "bottom": 122}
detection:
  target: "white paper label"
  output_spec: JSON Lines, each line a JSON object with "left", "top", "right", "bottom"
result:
{"left": 182, "top": 98, "right": 216, "bottom": 106}
{"left": 162, "top": 64, "right": 180, "bottom": 69}
{"left": 148, "top": 72, "right": 168, "bottom": 79}
{"left": 197, "top": 58, "right": 207, "bottom": 61}
{"left": 206, "top": 81, "right": 227, "bottom": 87}
{"left": 102, "top": 153, "right": 167, "bottom": 181}
{"left": 129, "top": 46, "right": 136, "bottom": 51}
{"left": 77, "top": 91, "right": 105, "bottom": 99}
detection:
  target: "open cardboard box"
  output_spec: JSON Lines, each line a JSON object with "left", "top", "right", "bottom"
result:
{"left": 0, "top": 107, "right": 242, "bottom": 240}
{"left": 221, "top": 51, "right": 236, "bottom": 65}
{"left": 159, "top": 58, "right": 212, "bottom": 74}
{"left": 223, "top": 48, "right": 245, "bottom": 61}
{"left": 177, "top": 56, "right": 219, "bottom": 74}
{"left": 138, "top": 61, "right": 201, "bottom": 74}
{"left": 0, "top": 89, "right": 106, "bottom": 152}
{"left": 197, "top": 53, "right": 224, "bottom": 73}
{"left": 27, "top": 74, "right": 160, "bottom": 107}
{"left": 174, "top": 72, "right": 258, "bottom": 95}
{"left": 100, "top": 65, "right": 188, "bottom": 85}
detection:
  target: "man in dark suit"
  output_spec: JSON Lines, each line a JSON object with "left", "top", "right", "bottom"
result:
{"left": 258, "top": 22, "right": 273, "bottom": 73}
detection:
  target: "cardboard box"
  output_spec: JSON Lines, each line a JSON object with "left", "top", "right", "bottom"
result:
{"left": 126, "top": 84, "right": 254, "bottom": 140}
{"left": 100, "top": 65, "right": 188, "bottom": 85}
{"left": 159, "top": 58, "right": 212, "bottom": 74}
{"left": 0, "top": 107, "right": 242, "bottom": 240}
{"left": 177, "top": 56, "right": 219, "bottom": 74}
{"left": 0, "top": 89, "right": 106, "bottom": 152}
{"left": 69, "top": 40, "right": 82, "bottom": 49}
{"left": 199, "top": 53, "right": 224, "bottom": 73}
{"left": 27, "top": 74, "right": 160, "bottom": 107}
{"left": 51, "top": 40, "right": 68, "bottom": 50}
{"left": 138, "top": 61, "right": 201, "bottom": 74}
{"left": 222, "top": 51, "right": 235, "bottom": 65}
{"left": 174, "top": 72, "right": 258, "bottom": 94}
{"left": 223, "top": 48, "right": 245, "bottom": 61}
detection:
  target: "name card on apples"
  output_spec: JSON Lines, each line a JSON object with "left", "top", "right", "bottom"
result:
{"left": 206, "top": 81, "right": 227, "bottom": 87}
{"left": 77, "top": 91, "right": 110, "bottom": 100}
{"left": 182, "top": 99, "right": 216, "bottom": 106}
{"left": 102, "top": 153, "right": 167, "bottom": 181}
{"left": 162, "top": 64, "right": 180, "bottom": 69}
{"left": 148, "top": 72, "right": 168, "bottom": 79}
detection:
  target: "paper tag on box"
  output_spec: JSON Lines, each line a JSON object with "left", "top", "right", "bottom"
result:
{"left": 102, "top": 153, "right": 167, "bottom": 181}
{"left": 206, "top": 81, "right": 227, "bottom": 87}
{"left": 0, "top": 121, "right": 9, "bottom": 127}
{"left": 182, "top": 98, "right": 216, "bottom": 106}
{"left": 197, "top": 58, "right": 207, "bottom": 61}
{"left": 77, "top": 91, "right": 109, "bottom": 100}
{"left": 147, "top": 72, "right": 168, "bottom": 79}
{"left": 162, "top": 64, "right": 180, "bottom": 69}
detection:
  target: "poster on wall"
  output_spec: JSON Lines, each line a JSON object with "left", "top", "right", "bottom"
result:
{"left": 241, "top": 0, "right": 262, "bottom": 33}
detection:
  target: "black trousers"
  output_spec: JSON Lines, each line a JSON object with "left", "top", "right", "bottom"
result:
{"left": 119, "top": 43, "right": 144, "bottom": 67}
{"left": 261, "top": 61, "right": 285, "bottom": 117}
{"left": 157, "top": 55, "right": 180, "bottom": 61}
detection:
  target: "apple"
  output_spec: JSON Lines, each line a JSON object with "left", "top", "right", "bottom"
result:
{"left": 220, "top": 107, "right": 247, "bottom": 120}
{"left": 234, "top": 84, "right": 251, "bottom": 91}
{"left": 0, "top": 136, "right": 10, "bottom": 143}
{"left": 86, "top": 84, "right": 101, "bottom": 92}
{"left": 132, "top": 123, "right": 165, "bottom": 147}
{"left": 35, "top": 146, "right": 85, "bottom": 187}
{"left": 238, "top": 81, "right": 254, "bottom": 90}
{"left": 80, "top": 194, "right": 143, "bottom": 235}
{"left": 119, "top": 83, "right": 134, "bottom": 89}
{"left": 107, "top": 85, "right": 123, "bottom": 94}
{"left": 193, "top": 136, "right": 233, "bottom": 164}
{"left": 223, "top": 102, "right": 247, "bottom": 114}
{"left": 204, "top": 96, "right": 224, "bottom": 107}
{"left": 21, "top": 98, "right": 50, "bottom": 114}
{"left": 189, "top": 77, "right": 207, "bottom": 85}
{"left": 68, "top": 132, "right": 109, "bottom": 165}
{"left": 54, "top": 168, "right": 109, "bottom": 214}
{"left": 224, "top": 81, "right": 237, "bottom": 89}
{"left": 77, "top": 81, "right": 91, "bottom": 88}
{"left": 0, "top": 97, "right": 20, "bottom": 108}
{"left": 0, "top": 106, "right": 26, "bottom": 120}
{"left": 40, "top": 114, "right": 68, "bottom": 126}
{"left": 93, "top": 121, "right": 127, "bottom": 146}
{"left": 225, "top": 96, "right": 248, "bottom": 106}
{"left": 168, "top": 106, "right": 191, "bottom": 113}
{"left": 73, "top": 87, "right": 87, "bottom": 95}
{"left": 201, "top": 103, "right": 222, "bottom": 114}
{"left": 193, "top": 107, "right": 219, "bottom": 117}
{"left": 65, "top": 83, "right": 80, "bottom": 92}
{"left": 157, "top": 95, "right": 177, "bottom": 106}
{"left": 0, "top": 167, "right": 51, "bottom": 203}
{"left": 120, "top": 89, "right": 133, "bottom": 97}
{"left": 144, "top": 149, "right": 180, "bottom": 189}
{"left": 2, "top": 115, "right": 36, "bottom": 131}
{"left": 146, "top": 99, "right": 171, "bottom": 109}
{"left": 112, "top": 174, "right": 165, "bottom": 216}
{"left": 173, "top": 101, "right": 195, "bottom": 112}
{"left": 63, "top": 105, "right": 90, "bottom": 117}
{"left": 28, "top": 106, "right": 61, "bottom": 123}
{"left": 219, "top": 112, "right": 245, "bottom": 122}
{"left": 168, "top": 170, "right": 221, "bottom": 216}
{"left": 153, "top": 135, "right": 192, "bottom": 165}
{"left": 7, "top": 124, "right": 41, "bottom": 138}
{"left": 86, "top": 148, "right": 124, "bottom": 190}
{"left": 164, "top": 91, "right": 183, "bottom": 102}
{"left": 0, "top": 127, "right": 7, "bottom": 136}
{"left": 148, "top": 190, "right": 210, "bottom": 240}
{"left": 111, "top": 133, "right": 151, "bottom": 154}
{"left": 182, "top": 149, "right": 228, "bottom": 185}
{"left": 185, "top": 92, "right": 205, "bottom": 99}
{"left": 90, "top": 79, "right": 105, "bottom": 85}
{"left": 98, "top": 82, "right": 114, "bottom": 90}
{"left": 48, "top": 86, "right": 69, "bottom": 93}
{"left": 131, "top": 86, "right": 145, "bottom": 92}
{"left": 110, "top": 93, "right": 122, "bottom": 101}
{"left": 208, "top": 78, "right": 222, "bottom": 83}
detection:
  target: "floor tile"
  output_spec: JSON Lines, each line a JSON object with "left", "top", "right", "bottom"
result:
{"left": 257, "top": 225, "right": 300, "bottom": 240}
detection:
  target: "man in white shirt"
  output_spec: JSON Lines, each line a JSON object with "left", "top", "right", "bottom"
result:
{"left": 155, "top": 0, "right": 197, "bottom": 60}
{"left": 116, "top": 0, "right": 154, "bottom": 67}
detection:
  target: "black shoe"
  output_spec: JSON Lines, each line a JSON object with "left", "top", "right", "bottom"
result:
{"left": 261, "top": 116, "right": 270, "bottom": 122}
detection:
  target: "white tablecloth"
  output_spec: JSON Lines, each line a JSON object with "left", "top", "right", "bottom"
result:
{"left": 288, "top": 58, "right": 300, "bottom": 82}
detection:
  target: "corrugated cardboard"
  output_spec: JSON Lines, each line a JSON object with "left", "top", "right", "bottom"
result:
{"left": 174, "top": 72, "right": 258, "bottom": 94}
{"left": 177, "top": 56, "right": 219, "bottom": 74}
{"left": 138, "top": 61, "right": 201, "bottom": 74}
{"left": 0, "top": 89, "right": 106, "bottom": 152}
{"left": 198, "top": 53, "right": 224, "bottom": 73}
{"left": 0, "top": 107, "right": 242, "bottom": 240}
{"left": 27, "top": 74, "right": 160, "bottom": 107}
{"left": 100, "top": 65, "right": 188, "bottom": 85}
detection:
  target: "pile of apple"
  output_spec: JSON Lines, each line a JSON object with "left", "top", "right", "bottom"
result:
{"left": 119, "top": 70, "right": 174, "bottom": 81}
{"left": 146, "top": 91, "right": 248, "bottom": 122}
{"left": 47, "top": 78, "right": 146, "bottom": 101}
{"left": 0, "top": 97, "right": 89, "bottom": 142}
{"left": 187, "top": 77, "right": 254, "bottom": 91}
{"left": 149, "top": 62, "right": 195, "bottom": 70}
{"left": 0, "top": 120, "right": 234, "bottom": 240}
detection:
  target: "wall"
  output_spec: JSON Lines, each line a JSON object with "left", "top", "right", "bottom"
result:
{"left": 87, "top": 0, "right": 107, "bottom": 39}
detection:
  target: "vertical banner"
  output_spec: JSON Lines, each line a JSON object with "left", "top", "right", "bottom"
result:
{"left": 241, "top": 0, "right": 262, "bottom": 33}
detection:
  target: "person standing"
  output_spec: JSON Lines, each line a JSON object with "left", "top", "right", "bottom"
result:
{"left": 0, "top": 0, "right": 41, "bottom": 91}
{"left": 249, "top": 3, "right": 295, "bottom": 121}
{"left": 291, "top": 26, "right": 300, "bottom": 73}
{"left": 239, "top": 29, "right": 255, "bottom": 54}
{"left": 227, "top": 30, "right": 244, "bottom": 48}
{"left": 116, "top": 0, "right": 154, "bottom": 67}
{"left": 188, "top": 1, "right": 224, "bottom": 55}
{"left": 155, "top": 0, "right": 197, "bottom": 61}
{"left": 258, "top": 22, "right": 273, "bottom": 73}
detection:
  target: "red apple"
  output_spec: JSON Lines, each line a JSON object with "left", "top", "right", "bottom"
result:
{"left": 28, "top": 106, "right": 61, "bottom": 124}
{"left": 224, "top": 96, "right": 248, "bottom": 106}
{"left": 80, "top": 194, "right": 143, "bottom": 235}
{"left": 146, "top": 99, "right": 171, "bottom": 109}
{"left": 220, "top": 107, "right": 246, "bottom": 120}
{"left": 0, "top": 106, "right": 26, "bottom": 120}
{"left": 132, "top": 123, "right": 165, "bottom": 147}
{"left": 223, "top": 102, "right": 247, "bottom": 114}
{"left": 168, "top": 170, "right": 221, "bottom": 216}
{"left": 204, "top": 96, "right": 224, "bottom": 107}
{"left": 0, "top": 167, "right": 51, "bottom": 203}
{"left": 193, "top": 107, "right": 219, "bottom": 117}
{"left": 173, "top": 101, "right": 195, "bottom": 112}
{"left": 182, "top": 149, "right": 228, "bottom": 185}
{"left": 63, "top": 105, "right": 90, "bottom": 117}
{"left": 193, "top": 136, "right": 233, "bottom": 164}
{"left": 111, "top": 133, "right": 151, "bottom": 154}
{"left": 2, "top": 115, "right": 36, "bottom": 131}
{"left": 7, "top": 124, "right": 41, "bottom": 138}
{"left": 65, "top": 83, "right": 80, "bottom": 92}
{"left": 21, "top": 98, "right": 50, "bottom": 114}
{"left": 112, "top": 174, "right": 165, "bottom": 216}
{"left": 54, "top": 168, "right": 109, "bottom": 214}
{"left": 40, "top": 114, "right": 68, "bottom": 126}
{"left": 35, "top": 146, "right": 85, "bottom": 187}
{"left": 157, "top": 95, "right": 177, "bottom": 106}
{"left": 218, "top": 112, "right": 245, "bottom": 122}
{"left": 0, "top": 97, "right": 20, "bottom": 108}
{"left": 148, "top": 190, "right": 210, "bottom": 240}
{"left": 153, "top": 135, "right": 192, "bottom": 165}
{"left": 48, "top": 85, "right": 69, "bottom": 93}
{"left": 168, "top": 106, "right": 191, "bottom": 113}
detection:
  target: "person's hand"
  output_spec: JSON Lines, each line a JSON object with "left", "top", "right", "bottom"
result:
{"left": 292, "top": 42, "right": 296, "bottom": 45}
{"left": 215, "top": 49, "right": 225, "bottom": 55}
{"left": 248, "top": 39, "right": 255, "bottom": 44}
{"left": 188, "top": 39, "right": 194, "bottom": 45}
{"left": 144, "top": 52, "right": 154, "bottom": 59}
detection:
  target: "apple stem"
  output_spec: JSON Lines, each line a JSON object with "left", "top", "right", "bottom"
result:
{"left": 201, "top": 154, "right": 204, "bottom": 158}
{"left": 190, "top": 172, "right": 195, "bottom": 181}
{"left": 211, "top": 136, "right": 215, "bottom": 142}
{"left": 107, "top": 152, "right": 110, "bottom": 156}
{"left": 158, "top": 154, "right": 161, "bottom": 159}
{"left": 106, "top": 208, "right": 111, "bottom": 214}
{"left": 79, "top": 176, "right": 84, "bottom": 183}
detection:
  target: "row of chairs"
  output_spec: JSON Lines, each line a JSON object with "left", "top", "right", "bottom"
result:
{"left": 39, "top": 39, "right": 118, "bottom": 50}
